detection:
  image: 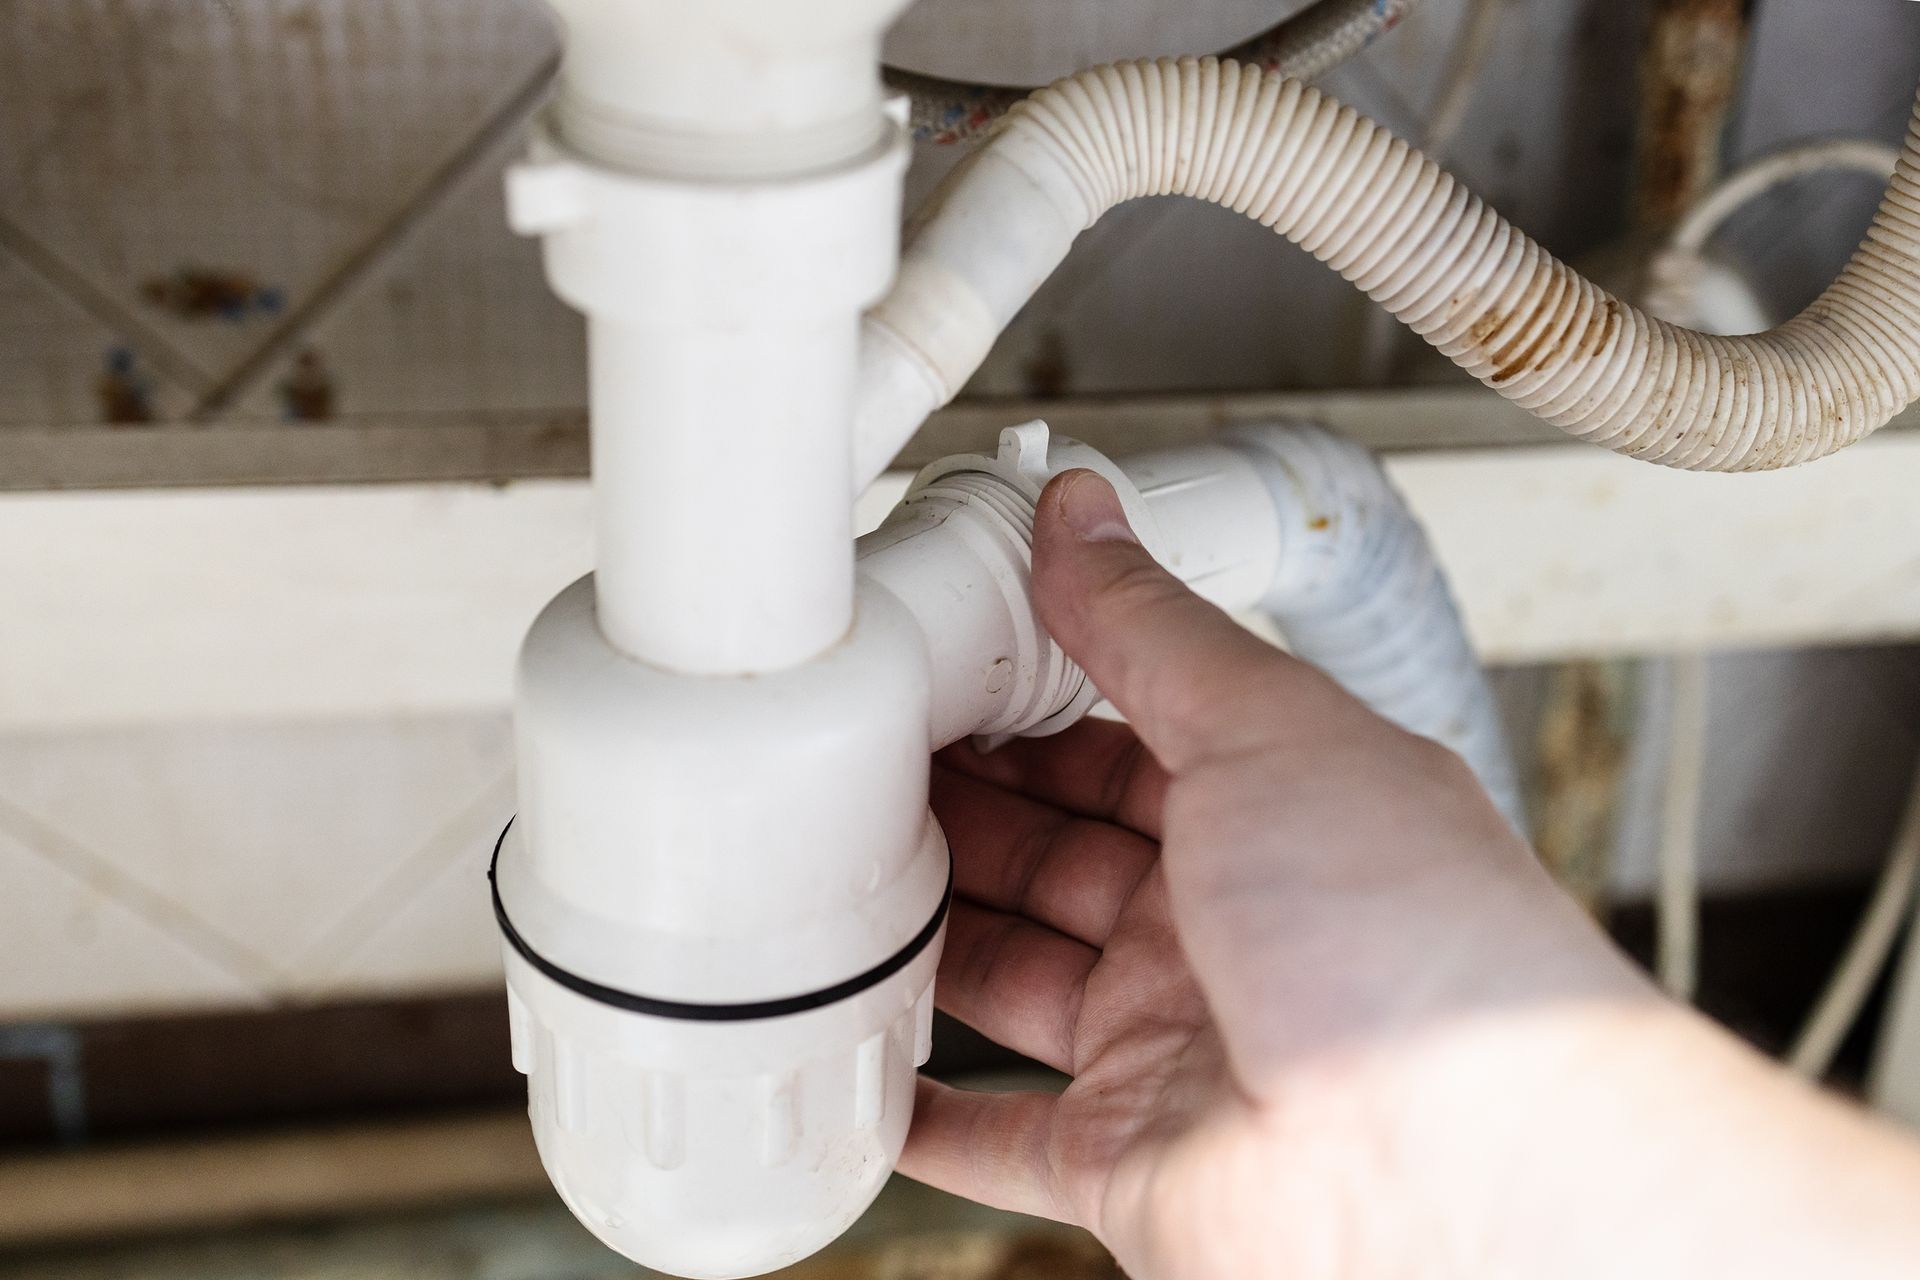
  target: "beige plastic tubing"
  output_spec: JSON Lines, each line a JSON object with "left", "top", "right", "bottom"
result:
{"left": 853, "top": 56, "right": 1920, "bottom": 481}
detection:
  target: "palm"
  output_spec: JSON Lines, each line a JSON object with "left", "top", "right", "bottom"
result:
{"left": 905, "top": 723, "right": 1247, "bottom": 1252}
{"left": 1051, "top": 857, "right": 1222, "bottom": 1199}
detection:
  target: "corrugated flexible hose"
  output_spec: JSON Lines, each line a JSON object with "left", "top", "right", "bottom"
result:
{"left": 859, "top": 56, "right": 1920, "bottom": 475}
{"left": 1235, "top": 424, "right": 1523, "bottom": 827}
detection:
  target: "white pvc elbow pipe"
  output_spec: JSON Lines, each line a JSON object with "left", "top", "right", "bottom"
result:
{"left": 1229, "top": 425, "right": 1521, "bottom": 826}
{"left": 860, "top": 421, "right": 1522, "bottom": 828}
{"left": 854, "top": 56, "right": 1920, "bottom": 482}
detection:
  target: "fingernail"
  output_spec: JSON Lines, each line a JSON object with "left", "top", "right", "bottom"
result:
{"left": 1056, "top": 470, "right": 1139, "bottom": 544}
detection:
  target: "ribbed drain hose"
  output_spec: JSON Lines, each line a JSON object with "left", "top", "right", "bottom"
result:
{"left": 855, "top": 57, "right": 1920, "bottom": 479}
{"left": 1235, "top": 425, "right": 1524, "bottom": 828}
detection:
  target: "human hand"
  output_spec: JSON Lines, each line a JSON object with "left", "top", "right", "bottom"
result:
{"left": 899, "top": 470, "right": 1920, "bottom": 1280}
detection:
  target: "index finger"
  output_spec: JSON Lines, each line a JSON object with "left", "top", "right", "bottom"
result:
{"left": 1032, "top": 470, "right": 1376, "bottom": 774}
{"left": 938, "top": 717, "right": 1169, "bottom": 839}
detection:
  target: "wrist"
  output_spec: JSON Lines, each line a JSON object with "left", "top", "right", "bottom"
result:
{"left": 1362, "top": 997, "right": 1920, "bottom": 1280}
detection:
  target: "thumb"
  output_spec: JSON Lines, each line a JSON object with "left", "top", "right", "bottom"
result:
{"left": 1032, "top": 470, "right": 1347, "bottom": 773}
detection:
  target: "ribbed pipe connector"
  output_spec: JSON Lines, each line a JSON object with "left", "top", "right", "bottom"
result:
{"left": 860, "top": 422, "right": 1163, "bottom": 747}
{"left": 905, "top": 469, "right": 1089, "bottom": 738}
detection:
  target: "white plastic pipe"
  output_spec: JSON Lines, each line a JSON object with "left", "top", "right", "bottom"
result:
{"left": 1669, "top": 140, "right": 1904, "bottom": 262}
{"left": 583, "top": 316, "right": 862, "bottom": 673}
{"left": 500, "top": 410, "right": 1514, "bottom": 1276}
{"left": 1228, "top": 425, "right": 1522, "bottom": 827}
{"left": 1643, "top": 139, "right": 1901, "bottom": 330}
{"left": 509, "top": 21, "right": 908, "bottom": 673}
{"left": 500, "top": 574, "right": 947, "bottom": 1279}
{"left": 1789, "top": 759, "right": 1920, "bottom": 1082}
{"left": 539, "top": 0, "right": 907, "bottom": 177}
{"left": 1791, "top": 755, "right": 1920, "bottom": 1078}
{"left": 860, "top": 422, "right": 1521, "bottom": 827}
{"left": 500, "top": 6, "right": 941, "bottom": 1276}
{"left": 857, "top": 478, "right": 1086, "bottom": 748}
{"left": 854, "top": 57, "right": 1920, "bottom": 482}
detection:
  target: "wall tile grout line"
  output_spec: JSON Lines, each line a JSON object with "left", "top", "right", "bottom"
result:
{"left": 187, "top": 49, "right": 562, "bottom": 423}
{"left": 0, "top": 792, "right": 280, "bottom": 1002}
{"left": 0, "top": 214, "right": 219, "bottom": 398}
{"left": 284, "top": 768, "right": 517, "bottom": 992}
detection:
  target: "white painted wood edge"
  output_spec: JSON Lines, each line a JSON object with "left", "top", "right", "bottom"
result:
{"left": 8, "top": 435, "right": 1920, "bottom": 728}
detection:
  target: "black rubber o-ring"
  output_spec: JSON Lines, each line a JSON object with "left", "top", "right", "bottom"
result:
{"left": 489, "top": 819, "right": 951, "bottom": 1022}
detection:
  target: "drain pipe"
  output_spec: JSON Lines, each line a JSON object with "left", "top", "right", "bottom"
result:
{"left": 496, "top": 415, "right": 1514, "bottom": 1278}
{"left": 495, "top": 10, "right": 1514, "bottom": 1277}
{"left": 862, "top": 422, "right": 1520, "bottom": 828}
{"left": 496, "top": 3, "right": 944, "bottom": 1276}
{"left": 509, "top": 0, "right": 909, "bottom": 674}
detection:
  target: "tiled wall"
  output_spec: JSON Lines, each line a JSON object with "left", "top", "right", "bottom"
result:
{"left": 4, "top": 0, "right": 1920, "bottom": 1024}
{"left": 0, "top": 715, "right": 512, "bottom": 1019}
{"left": 0, "top": 0, "right": 1655, "bottom": 431}
{"left": 0, "top": 0, "right": 579, "bottom": 429}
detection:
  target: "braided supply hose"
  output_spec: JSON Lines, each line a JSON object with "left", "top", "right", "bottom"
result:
{"left": 1235, "top": 0, "right": 1418, "bottom": 82}
{"left": 886, "top": 0, "right": 1416, "bottom": 144}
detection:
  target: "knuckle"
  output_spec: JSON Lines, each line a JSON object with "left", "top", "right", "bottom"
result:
{"left": 1097, "top": 556, "right": 1184, "bottom": 614}
{"left": 1006, "top": 811, "right": 1071, "bottom": 912}
{"left": 952, "top": 914, "right": 1012, "bottom": 993}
